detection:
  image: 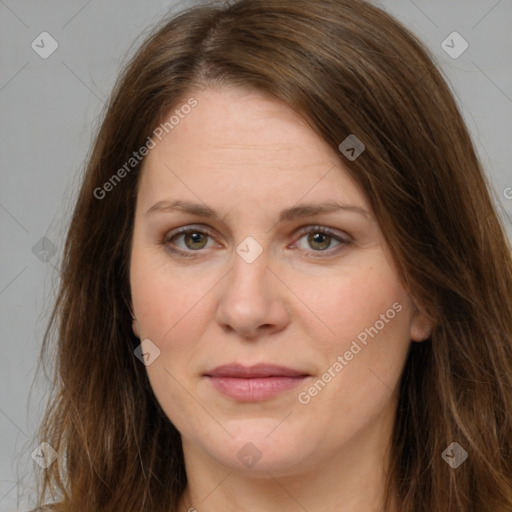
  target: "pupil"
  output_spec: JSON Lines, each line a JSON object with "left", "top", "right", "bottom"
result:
{"left": 310, "top": 232, "right": 330, "bottom": 250}
{"left": 187, "top": 232, "right": 205, "bottom": 249}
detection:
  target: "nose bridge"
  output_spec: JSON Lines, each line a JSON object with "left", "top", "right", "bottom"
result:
{"left": 225, "top": 231, "right": 271, "bottom": 290}
{"left": 228, "top": 239, "right": 272, "bottom": 307}
{"left": 214, "top": 238, "right": 288, "bottom": 337}
{"left": 231, "top": 242, "right": 269, "bottom": 295}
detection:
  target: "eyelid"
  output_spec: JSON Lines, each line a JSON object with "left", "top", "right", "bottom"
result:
{"left": 294, "top": 224, "right": 350, "bottom": 243}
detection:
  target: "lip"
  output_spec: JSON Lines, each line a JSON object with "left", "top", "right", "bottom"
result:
{"left": 204, "top": 363, "right": 310, "bottom": 402}
{"left": 205, "top": 363, "right": 308, "bottom": 378}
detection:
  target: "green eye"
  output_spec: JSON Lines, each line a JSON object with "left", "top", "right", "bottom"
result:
{"left": 164, "top": 226, "right": 215, "bottom": 257}
{"left": 305, "top": 231, "right": 335, "bottom": 251}
{"left": 180, "top": 231, "right": 209, "bottom": 250}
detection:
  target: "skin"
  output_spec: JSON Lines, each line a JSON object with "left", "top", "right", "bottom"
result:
{"left": 130, "top": 85, "right": 430, "bottom": 512}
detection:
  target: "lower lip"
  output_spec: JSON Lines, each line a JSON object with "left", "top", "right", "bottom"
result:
{"left": 206, "top": 376, "right": 308, "bottom": 401}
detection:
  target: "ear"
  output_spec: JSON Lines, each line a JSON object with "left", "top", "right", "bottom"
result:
{"left": 123, "top": 290, "right": 140, "bottom": 338}
{"left": 409, "top": 298, "right": 434, "bottom": 343}
{"left": 132, "top": 315, "right": 140, "bottom": 339}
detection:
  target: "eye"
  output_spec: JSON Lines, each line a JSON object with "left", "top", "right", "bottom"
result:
{"left": 163, "top": 224, "right": 350, "bottom": 258}
{"left": 292, "top": 225, "right": 349, "bottom": 256}
{"left": 164, "top": 226, "right": 216, "bottom": 256}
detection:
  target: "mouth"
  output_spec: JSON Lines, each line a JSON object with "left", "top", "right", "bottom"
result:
{"left": 204, "top": 363, "right": 311, "bottom": 402}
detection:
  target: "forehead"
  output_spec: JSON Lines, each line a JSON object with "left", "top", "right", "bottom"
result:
{"left": 137, "top": 86, "right": 371, "bottom": 215}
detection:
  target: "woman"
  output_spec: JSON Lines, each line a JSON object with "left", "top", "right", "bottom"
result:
{"left": 33, "top": 0, "right": 512, "bottom": 510}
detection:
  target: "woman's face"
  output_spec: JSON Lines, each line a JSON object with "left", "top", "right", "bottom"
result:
{"left": 130, "top": 85, "right": 429, "bottom": 476}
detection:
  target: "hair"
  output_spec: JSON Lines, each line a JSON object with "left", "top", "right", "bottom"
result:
{"left": 31, "top": 0, "right": 512, "bottom": 510}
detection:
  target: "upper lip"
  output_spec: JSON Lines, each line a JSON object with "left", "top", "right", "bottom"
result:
{"left": 204, "top": 363, "right": 309, "bottom": 378}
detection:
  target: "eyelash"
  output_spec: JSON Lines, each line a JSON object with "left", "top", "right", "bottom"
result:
{"left": 163, "top": 224, "right": 350, "bottom": 259}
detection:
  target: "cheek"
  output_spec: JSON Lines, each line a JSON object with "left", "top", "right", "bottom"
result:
{"left": 129, "top": 247, "right": 220, "bottom": 410}
{"left": 295, "top": 260, "right": 412, "bottom": 402}
{"left": 130, "top": 240, "right": 208, "bottom": 341}
{"left": 296, "top": 269, "right": 412, "bottom": 430}
{"left": 131, "top": 276, "right": 211, "bottom": 372}
{"left": 130, "top": 250, "right": 212, "bottom": 433}
{"left": 292, "top": 260, "right": 408, "bottom": 351}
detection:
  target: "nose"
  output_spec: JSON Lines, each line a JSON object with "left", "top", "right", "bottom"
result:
{"left": 214, "top": 250, "right": 290, "bottom": 340}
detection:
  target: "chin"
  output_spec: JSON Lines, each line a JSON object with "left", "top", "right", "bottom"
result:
{"left": 201, "top": 428, "right": 314, "bottom": 476}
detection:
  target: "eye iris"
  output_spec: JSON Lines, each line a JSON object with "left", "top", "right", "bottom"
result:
{"left": 308, "top": 232, "right": 331, "bottom": 250}
{"left": 184, "top": 232, "right": 207, "bottom": 250}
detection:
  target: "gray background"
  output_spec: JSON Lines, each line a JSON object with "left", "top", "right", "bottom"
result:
{"left": 1, "top": 0, "right": 511, "bottom": 510}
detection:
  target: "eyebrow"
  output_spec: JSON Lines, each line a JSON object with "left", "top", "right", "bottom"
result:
{"left": 146, "top": 199, "right": 370, "bottom": 222}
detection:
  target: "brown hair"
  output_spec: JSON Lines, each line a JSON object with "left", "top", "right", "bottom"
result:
{"left": 32, "top": 0, "right": 512, "bottom": 510}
